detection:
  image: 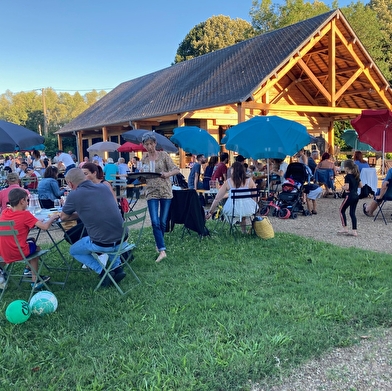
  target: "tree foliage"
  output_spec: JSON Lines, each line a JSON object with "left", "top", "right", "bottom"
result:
{"left": 174, "top": 15, "right": 255, "bottom": 63}
{"left": 0, "top": 89, "right": 106, "bottom": 157}
{"left": 250, "top": 0, "right": 392, "bottom": 82}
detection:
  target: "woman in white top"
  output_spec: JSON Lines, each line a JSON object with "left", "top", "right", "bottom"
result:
{"left": 206, "top": 162, "right": 258, "bottom": 233}
{"left": 32, "top": 150, "right": 45, "bottom": 176}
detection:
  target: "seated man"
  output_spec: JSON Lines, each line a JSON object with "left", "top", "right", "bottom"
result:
{"left": 0, "top": 188, "right": 60, "bottom": 289}
{"left": 60, "top": 168, "right": 127, "bottom": 287}
{"left": 363, "top": 167, "right": 392, "bottom": 217}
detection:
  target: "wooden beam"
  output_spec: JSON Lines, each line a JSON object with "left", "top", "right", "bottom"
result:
{"left": 287, "top": 71, "right": 319, "bottom": 105}
{"left": 176, "top": 117, "right": 186, "bottom": 168}
{"left": 335, "top": 67, "right": 363, "bottom": 101}
{"left": 298, "top": 58, "right": 331, "bottom": 101}
{"left": 335, "top": 27, "right": 392, "bottom": 109}
{"left": 328, "top": 19, "right": 336, "bottom": 106}
{"left": 254, "top": 23, "right": 331, "bottom": 100}
{"left": 242, "top": 102, "right": 363, "bottom": 115}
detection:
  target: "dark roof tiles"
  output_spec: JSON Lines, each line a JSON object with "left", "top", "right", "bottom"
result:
{"left": 58, "top": 11, "right": 336, "bottom": 133}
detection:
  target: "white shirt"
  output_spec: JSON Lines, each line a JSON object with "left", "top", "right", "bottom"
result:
{"left": 57, "top": 153, "right": 75, "bottom": 168}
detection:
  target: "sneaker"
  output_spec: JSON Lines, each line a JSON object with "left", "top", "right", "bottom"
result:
{"left": 23, "top": 268, "right": 32, "bottom": 277}
{"left": 100, "top": 271, "right": 115, "bottom": 288}
{"left": 97, "top": 253, "right": 109, "bottom": 267}
{"left": 113, "top": 267, "right": 126, "bottom": 283}
{"left": 0, "top": 268, "right": 7, "bottom": 290}
{"left": 30, "top": 275, "right": 50, "bottom": 290}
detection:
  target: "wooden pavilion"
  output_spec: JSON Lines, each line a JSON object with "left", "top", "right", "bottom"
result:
{"left": 56, "top": 9, "right": 392, "bottom": 166}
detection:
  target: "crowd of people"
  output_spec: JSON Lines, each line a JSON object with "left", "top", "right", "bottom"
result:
{"left": 0, "top": 136, "right": 385, "bottom": 294}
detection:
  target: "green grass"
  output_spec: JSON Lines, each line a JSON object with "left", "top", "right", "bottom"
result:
{"left": 1, "top": 222, "right": 392, "bottom": 390}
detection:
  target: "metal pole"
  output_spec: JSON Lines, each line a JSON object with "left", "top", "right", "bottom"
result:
{"left": 41, "top": 88, "right": 48, "bottom": 136}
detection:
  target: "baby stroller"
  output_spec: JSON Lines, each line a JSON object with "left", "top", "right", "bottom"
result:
{"left": 260, "top": 162, "right": 310, "bottom": 219}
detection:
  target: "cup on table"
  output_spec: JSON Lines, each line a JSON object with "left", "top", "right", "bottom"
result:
{"left": 54, "top": 199, "right": 61, "bottom": 210}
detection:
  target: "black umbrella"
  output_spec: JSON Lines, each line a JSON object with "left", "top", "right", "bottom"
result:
{"left": 122, "top": 130, "right": 178, "bottom": 153}
{"left": 0, "top": 120, "right": 45, "bottom": 152}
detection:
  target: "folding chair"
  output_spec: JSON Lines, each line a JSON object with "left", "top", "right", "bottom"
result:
{"left": 314, "top": 168, "right": 336, "bottom": 196}
{"left": 94, "top": 207, "right": 147, "bottom": 295}
{"left": 222, "top": 188, "right": 260, "bottom": 236}
{"left": 373, "top": 183, "right": 392, "bottom": 224}
{"left": 126, "top": 184, "right": 143, "bottom": 215}
{"left": 0, "top": 221, "right": 50, "bottom": 302}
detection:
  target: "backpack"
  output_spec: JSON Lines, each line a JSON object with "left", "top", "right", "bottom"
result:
{"left": 172, "top": 173, "right": 188, "bottom": 189}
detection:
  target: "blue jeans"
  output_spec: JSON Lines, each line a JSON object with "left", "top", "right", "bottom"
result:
{"left": 65, "top": 164, "right": 76, "bottom": 174}
{"left": 70, "top": 236, "right": 123, "bottom": 274}
{"left": 147, "top": 198, "right": 171, "bottom": 251}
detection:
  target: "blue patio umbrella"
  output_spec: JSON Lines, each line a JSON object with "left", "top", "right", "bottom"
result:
{"left": 341, "top": 129, "right": 375, "bottom": 152}
{"left": 223, "top": 116, "right": 311, "bottom": 191}
{"left": 222, "top": 116, "right": 311, "bottom": 159}
{"left": 16, "top": 143, "right": 46, "bottom": 152}
{"left": 171, "top": 126, "right": 220, "bottom": 157}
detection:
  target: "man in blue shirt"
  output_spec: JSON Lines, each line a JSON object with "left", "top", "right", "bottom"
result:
{"left": 188, "top": 154, "right": 206, "bottom": 190}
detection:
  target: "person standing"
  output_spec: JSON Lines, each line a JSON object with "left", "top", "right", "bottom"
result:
{"left": 141, "top": 132, "right": 180, "bottom": 263}
{"left": 188, "top": 154, "right": 206, "bottom": 190}
{"left": 60, "top": 168, "right": 126, "bottom": 287}
{"left": 211, "top": 152, "right": 229, "bottom": 184}
{"left": 56, "top": 150, "right": 76, "bottom": 174}
{"left": 338, "top": 160, "right": 362, "bottom": 237}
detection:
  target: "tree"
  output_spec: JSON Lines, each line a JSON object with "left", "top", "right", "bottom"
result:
{"left": 174, "top": 15, "right": 255, "bottom": 63}
{"left": 249, "top": 0, "right": 391, "bottom": 82}
{"left": 0, "top": 88, "right": 107, "bottom": 157}
{"left": 369, "top": 0, "right": 392, "bottom": 80}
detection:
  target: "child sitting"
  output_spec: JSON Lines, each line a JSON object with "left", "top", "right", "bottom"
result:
{"left": 0, "top": 188, "right": 60, "bottom": 289}
{"left": 303, "top": 182, "right": 323, "bottom": 215}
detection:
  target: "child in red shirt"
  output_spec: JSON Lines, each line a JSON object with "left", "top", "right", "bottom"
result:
{"left": 0, "top": 188, "right": 60, "bottom": 289}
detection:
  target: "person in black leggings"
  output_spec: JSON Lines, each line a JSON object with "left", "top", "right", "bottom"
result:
{"left": 338, "top": 160, "right": 362, "bottom": 237}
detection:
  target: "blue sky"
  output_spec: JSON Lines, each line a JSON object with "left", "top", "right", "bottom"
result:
{"left": 1, "top": 0, "right": 353, "bottom": 95}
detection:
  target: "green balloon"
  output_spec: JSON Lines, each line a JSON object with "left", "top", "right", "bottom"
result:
{"left": 5, "top": 300, "right": 31, "bottom": 324}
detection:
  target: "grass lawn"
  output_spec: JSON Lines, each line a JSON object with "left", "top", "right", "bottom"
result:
{"left": 1, "top": 221, "right": 391, "bottom": 390}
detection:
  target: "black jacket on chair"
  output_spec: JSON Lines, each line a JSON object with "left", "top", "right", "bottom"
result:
{"left": 166, "top": 189, "right": 209, "bottom": 237}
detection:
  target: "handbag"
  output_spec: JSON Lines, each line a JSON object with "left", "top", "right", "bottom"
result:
{"left": 253, "top": 216, "right": 274, "bottom": 239}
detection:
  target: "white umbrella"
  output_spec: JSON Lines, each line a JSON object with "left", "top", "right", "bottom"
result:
{"left": 87, "top": 141, "right": 121, "bottom": 153}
